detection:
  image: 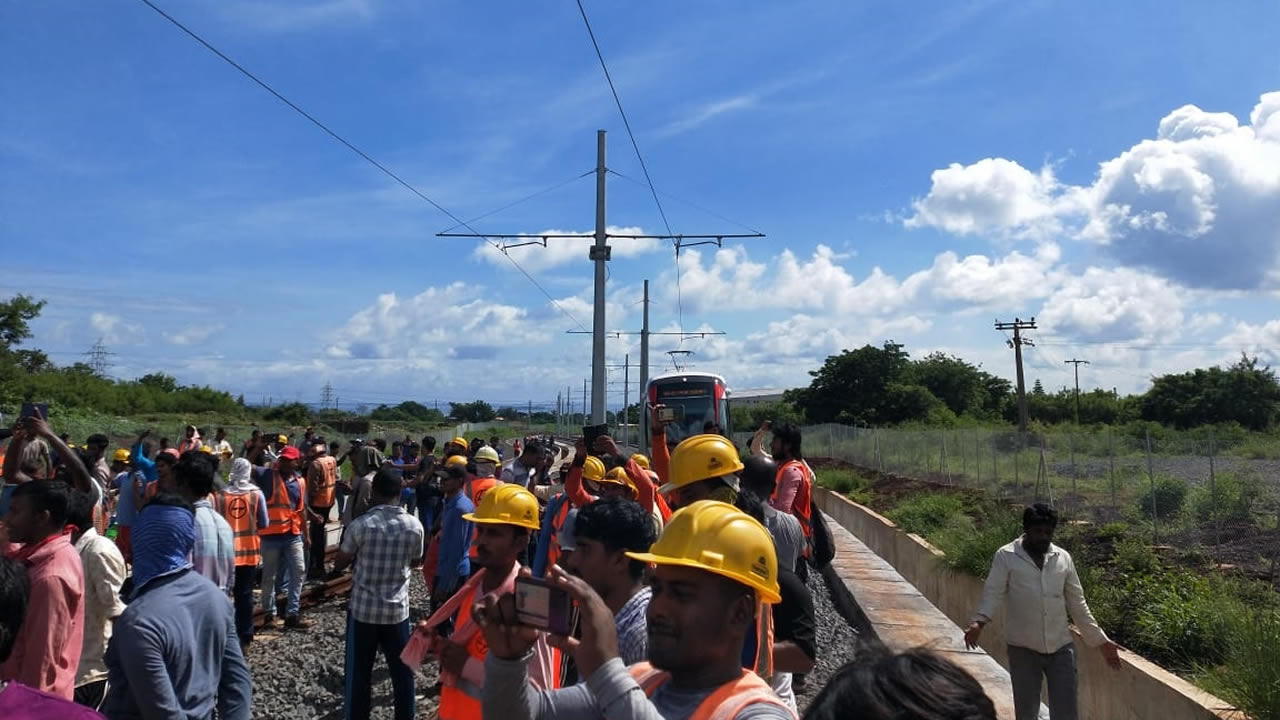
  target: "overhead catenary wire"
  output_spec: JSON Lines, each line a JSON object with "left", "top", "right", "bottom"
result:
{"left": 607, "top": 169, "right": 764, "bottom": 235}
{"left": 436, "top": 170, "right": 595, "bottom": 234}
{"left": 135, "top": 0, "right": 588, "bottom": 332}
{"left": 573, "top": 0, "right": 685, "bottom": 333}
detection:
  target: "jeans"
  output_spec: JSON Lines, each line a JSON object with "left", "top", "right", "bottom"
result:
{"left": 344, "top": 615, "right": 415, "bottom": 720}
{"left": 233, "top": 565, "right": 257, "bottom": 641}
{"left": 260, "top": 534, "right": 305, "bottom": 618}
{"left": 309, "top": 504, "right": 333, "bottom": 574}
{"left": 335, "top": 485, "right": 348, "bottom": 518}
{"left": 1008, "top": 643, "right": 1076, "bottom": 720}
{"left": 417, "top": 488, "right": 442, "bottom": 534}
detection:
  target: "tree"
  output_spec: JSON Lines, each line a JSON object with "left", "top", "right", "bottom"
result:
{"left": 450, "top": 400, "right": 496, "bottom": 423}
{"left": 0, "top": 295, "right": 45, "bottom": 351}
{"left": 1140, "top": 354, "right": 1280, "bottom": 430}
{"left": 137, "top": 373, "right": 179, "bottom": 393}
{"left": 787, "top": 342, "right": 914, "bottom": 424}
{"left": 1032, "top": 379, "right": 1046, "bottom": 396}
{"left": 909, "top": 352, "right": 1008, "bottom": 419}
{"left": 369, "top": 401, "right": 445, "bottom": 424}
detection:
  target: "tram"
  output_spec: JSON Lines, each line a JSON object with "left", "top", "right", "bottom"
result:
{"left": 646, "top": 372, "right": 731, "bottom": 446}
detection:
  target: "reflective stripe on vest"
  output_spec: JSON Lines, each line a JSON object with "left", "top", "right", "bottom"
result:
{"left": 216, "top": 490, "right": 262, "bottom": 566}
{"left": 261, "top": 470, "right": 304, "bottom": 536}
{"left": 308, "top": 456, "right": 337, "bottom": 507}
{"left": 626, "top": 663, "right": 798, "bottom": 720}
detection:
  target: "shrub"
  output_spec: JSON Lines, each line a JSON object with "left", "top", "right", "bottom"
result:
{"left": 1136, "top": 475, "right": 1188, "bottom": 520}
{"left": 1198, "top": 610, "right": 1280, "bottom": 720}
{"left": 1189, "top": 472, "right": 1264, "bottom": 525}
{"left": 885, "top": 494, "right": 968, "bottom": 536}
{"left": 934, "top": 511, "right": 1022, "bottom": 578}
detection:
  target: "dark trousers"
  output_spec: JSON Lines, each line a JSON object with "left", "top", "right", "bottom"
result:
{"left": 233, "top": 564, "right": 256, "bottom": 642}
{"left": 344, "top": 615, "right": 415, "bottom": 720}
{"left": 309, "top": 504, "right": 333, "bottom": 575}
{"left": 1008, "top": 643, "right": 1077, "bottom": 720}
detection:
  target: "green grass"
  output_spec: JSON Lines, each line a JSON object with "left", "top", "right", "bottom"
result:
{"left": 1198, "top": 609, "right": 1280, "bottom": 720}
{"left": 884, "top": 494, "right": 969, "bottom": 536}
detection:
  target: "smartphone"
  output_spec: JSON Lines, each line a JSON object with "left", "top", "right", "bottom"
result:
{"left": 515, "top": 576, "right": 578, "bottom": 636}
{"left": 582, "top": 424, "right": 609, "bottom": 451}
{"left": 20, "top": 402, "right": 48, "bottom": 420}
{"left": 656, "top": 406, "right": 678, "bottom": 423}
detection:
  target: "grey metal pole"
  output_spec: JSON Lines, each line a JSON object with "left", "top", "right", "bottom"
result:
{"left": 584, "top": 379, "right": 589, "bottom": 427}
{"left": 590, "top": 130, "right": 609, "bottom": 425}
{"left": 640, "top": 279, "right": 650, "bottom": 453}
{"left": 623, "top": 353, "right": 630, "bottom": 449}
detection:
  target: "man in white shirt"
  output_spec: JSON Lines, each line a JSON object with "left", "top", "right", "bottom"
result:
{"left": 964, "top": 503, "right": 1121, "bottom": 720}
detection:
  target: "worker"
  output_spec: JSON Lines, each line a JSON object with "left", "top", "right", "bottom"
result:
{"left": 468, "top": 446, "right": 502, "bottom": 508}
{"left": 176, "top": 425, "right": 201, "bottom": 455}
{"left": 500, "top": 441, "right": 542, "bottom": 490}
{"left": 531, "top": 455, "right": 604, "bottom": 577}
{"left": 660, "top": 434, "right": 744, "bottom": 510}
{"left": 803, "top": 648, "right": 997, "bottom": 720}
{"left": 431, "top": 464, "right": 475, "bottom": 623}
{"left": 477, "top": 500, "right": 794, "bottom": 720}
{"left": 254, "top": 445, "right": 311, "bottom": 630}
{"left": 216, "top": 459, "right": 269, "bottom": 649}
{"left": 305, "top": 441, "right": 338, "bottom": 579}
{"left": 740, "top": 456, "right": 804, "bottom": 575}
{"left": 417, "top": 484, "right": 560, "bottom": 720}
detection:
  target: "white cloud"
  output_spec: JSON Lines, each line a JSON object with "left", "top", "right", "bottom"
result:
{"left": 471, "top": 226, "right": 661, "bottom": 273}
{"left": 89, "top": 312, "right": 145, "bottom": 346}
{"left": 657, "top": 94, "right": 759, "bottom": 138}
{"left": 1035, "top": 267, "right": 1186, "bottom": 344}
{"left": 163, "top": 324, "right": 225, "bottom": 346}
{"left": 1219, "top": 319, "right": 1280, "bottom": 365}
{"left": 905, "top": 91, "right": 1280, "bottom": 290}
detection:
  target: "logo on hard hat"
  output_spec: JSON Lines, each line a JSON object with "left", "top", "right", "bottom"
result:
{"left": 707, "top": 456, "right": 723, "bottom": 470}
{"left": 752, "top": 556, "right": 769, "bottom": 580}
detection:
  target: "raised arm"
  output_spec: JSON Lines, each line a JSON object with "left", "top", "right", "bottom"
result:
{"left": 28, "top": 413, "right": 93, "bottom": 494}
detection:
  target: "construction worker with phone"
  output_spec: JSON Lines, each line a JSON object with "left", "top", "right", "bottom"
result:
{"left": 476, "top": 498, "right": 795, "bottom": 720}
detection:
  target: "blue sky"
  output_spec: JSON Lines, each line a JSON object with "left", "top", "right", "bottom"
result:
{"left": 2, "top": 0, "right": 1279, "bottom": 412}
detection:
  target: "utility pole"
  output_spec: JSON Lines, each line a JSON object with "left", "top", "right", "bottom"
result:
{"left": 590, "top": 130, "right": 609, "bottom": 425}
{"left": 640, "top": 279, "right": 650, "bottom": 452}
{"left": 583, "top": 379, "right": 589, "bottom": 428}
{"left": 622, "top": 353, "right": 630, "bottom": 448}
{"left": 995, "top": 317, "right": 1037, "bottom": 433}
{"left": 1064, "top": 358, "right": 1090, "bottom": 425}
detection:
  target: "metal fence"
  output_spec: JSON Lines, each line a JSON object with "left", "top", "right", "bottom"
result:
{"left": 735, "top": 424, "right": 1280, "bottom": 571}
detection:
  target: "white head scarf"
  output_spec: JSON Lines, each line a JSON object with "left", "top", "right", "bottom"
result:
{"left": 225, "top": 457, "right": 254, "bottom": 494}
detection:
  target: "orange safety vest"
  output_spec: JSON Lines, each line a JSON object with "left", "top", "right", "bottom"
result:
{"left": 177, "top": 438, "right": 200, "bottom": 455}
{"left": 438, "top": 583, "right": 487, "bottom": 720}
{"left": 215, "top": 489, "right": 263, "bottom": 566}
{"left": 467, "top": 476, "right": 500, "bottom": 562}
{"left": 628, "top": 663, "right": 797, "bottom": 720}
{"left": 260, "top": 470, "right": 305, "bottom": 536}
{"left": 547, "top": 496, "right": 572, "bottom": 570}
{"left": 776, "top": 460, "right": 813, "bottom": 549}
{"left": 308, "top": 456, "right": 338, "bottom": 508}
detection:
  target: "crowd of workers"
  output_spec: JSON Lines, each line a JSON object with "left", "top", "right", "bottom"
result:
{"left": 0, "top": 405, "right": 1120, "bottom": 720}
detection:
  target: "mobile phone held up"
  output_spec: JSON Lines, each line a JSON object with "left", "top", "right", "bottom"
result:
{"left": 21, "top": 402, "right": 48, "bottom": 420}
{"left": 582, "top": 423, "right": 610, "bottom": 451}
{"left": 514, "top": 576, "right": 578, "bottom": 636}
{"left": 655, "top": 405, "right": 684, "bottom": 424}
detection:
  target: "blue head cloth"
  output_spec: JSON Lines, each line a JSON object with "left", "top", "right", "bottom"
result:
{"left": 132, "top": 501, "right": 195, "bottom": 593}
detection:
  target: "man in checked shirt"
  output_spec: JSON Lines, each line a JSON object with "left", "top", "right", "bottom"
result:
{"left": 964, "top": 503, "right": 1122, "bottom": 720}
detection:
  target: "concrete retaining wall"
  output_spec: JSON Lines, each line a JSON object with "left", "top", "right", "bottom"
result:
{"left": 816, "top": 488, "right": 1243, "bottom": 720}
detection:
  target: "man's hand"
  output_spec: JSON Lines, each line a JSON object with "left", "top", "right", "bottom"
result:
{"left": 475, "top": 593, "right": 540, "bottom": 661}
{"left": 573, "top": 437, "right": 588, "bottom": 459}
{"left": 23, "top": 411, "right": 53, "bottom": 439}
{"left": 593, "top": 435, "right": 620, "bottom": 458}
{"left": 963, "top": 621, "right": 984, "bottom": 650}
{"left": 543, "top": 565, "right": 618, "bottom": 678}
{"left": 439, "top": 640, "right": 469, "bottom": 675}
{"left": 139, "top": 429, "right": 152, "bottom": 439}
{"left": 1101, "top": 640, "right": 1123, "bottom": 670}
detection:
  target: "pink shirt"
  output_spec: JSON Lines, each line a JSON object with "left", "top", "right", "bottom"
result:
{"left": 0, "top": 534, "right": 85, "bottom": 699}
{"left": 770, "top": 462, "right": 806, "bottom": 515}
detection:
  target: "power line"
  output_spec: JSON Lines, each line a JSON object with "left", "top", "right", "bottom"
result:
{"left": 437, "top": 170, "right": 595, "bottom": 234}
{"left": 136, "top": 0, "right": 588, "bottom": 332}
{"left": 573, "top": 0, "right": 684, "bottom": 332}
{"left": 607, "top": 169, "right": 764, "bottom": 235}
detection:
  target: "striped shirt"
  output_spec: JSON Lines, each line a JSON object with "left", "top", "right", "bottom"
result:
{"left": 616, "top": 586, "right": 651, "bottom": 666}
{"left": 191, "top": 500, "right": 235, "bottom": 594}
{"left": 340, "top": 504, "right": 425, "bottom": 624}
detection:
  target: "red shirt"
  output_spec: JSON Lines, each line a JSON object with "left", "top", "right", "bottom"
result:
{"left": 0, "top": 534, "right": 85, "bottom": 699}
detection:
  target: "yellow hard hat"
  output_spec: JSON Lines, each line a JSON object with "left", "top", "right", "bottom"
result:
{"left": 628, "top": 500, "right": 781, "bottom": 604}
{"left": 199, "top": 445, "right": 214, "bottom": 454}
{"left": 600, "top": 466, "right": 636, "bottom": 491}
{"left": 450, "top": 437, "right": 468, "bottom": 450}
{"left": 463, "top": 483, "right": 540, "bottom": 531}
{"left": 112, "top": 448, "right": 132, "bottom": 463}
{"left": 277, "top": 435, "right": 289, "bottom": 444}
{"left": 630, "top": 453, "right": 651, "bottom": 470}
{"left": 443, "top": 455, "right": 469, "bottom": 470}
{"left": 582, "top": 456, "right": 606, "bottom": 483}
{"left": 474, "top": 446, "right": 500, "bottom": 464}
{"left": 666, "top": 434, "right": 744, "bottom": 491}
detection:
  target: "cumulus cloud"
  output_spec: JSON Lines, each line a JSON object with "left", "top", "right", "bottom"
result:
{"left": 905, "top": 91, "right": 1280, "bottom": 290}
{"left": 1035, "top": 267, "right": 1185, "bottom": 344}
{"left": 471, "top": 226, "right": 661, "bottom": 273}
{"left": 89, "top": 312, "right": 145, "bottom": 345}
{"left": 163, "top": 324, "right": 225, "bottom": 346}
{"left": 1219, "top": 319, "right": 1280, "bottom": 365}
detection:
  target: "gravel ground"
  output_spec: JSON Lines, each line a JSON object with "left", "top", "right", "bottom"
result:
{"left": 246, "top": 575, "right": 438, "bottom": 720}
{"left": 795, "top": 565, "right": 866, "bottom": 712}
